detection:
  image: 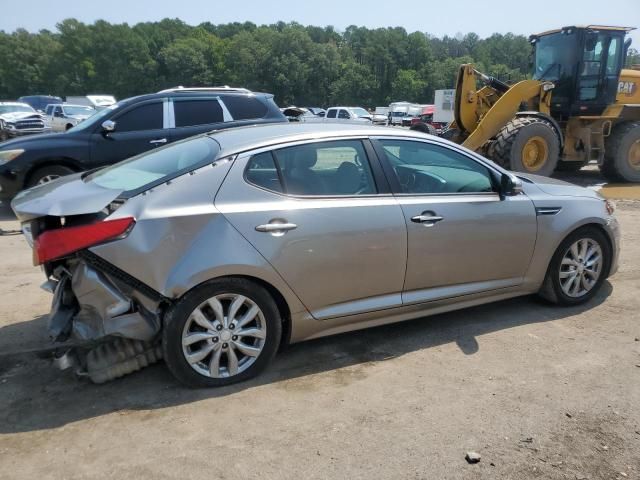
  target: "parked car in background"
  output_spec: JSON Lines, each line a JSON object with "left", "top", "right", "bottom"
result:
{"left": 11, "top": 123, "right": 619, "bottom": 387}
{"left": 0, "top": 87, "right": 286, "bottom": 198}
{"left": 17, "top": 95, "right": 63, "bottom": 113}
{"left": 66, "top": 95, "right": 116, "bottom": 111}
{"left": 324, "top": 106, "right": 373, "bottom": 123}
{"left": 0, "top": 102, "right": 50, "bottom": 142}
{"left": 45, "top": 104, "right": 96, "bottom": 132}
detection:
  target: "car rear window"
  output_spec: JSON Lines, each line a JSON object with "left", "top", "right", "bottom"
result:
{"left": 222, "top": 95, "right": 267, "bottom": 120}
{"left": 85, "top": 136, "right": 219, "bottom": 194}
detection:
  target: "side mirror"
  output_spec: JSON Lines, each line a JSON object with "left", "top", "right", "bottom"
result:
{"left": 500, "top": 173, "right": 523, "bottom": 196}
{"left": 101, "top": 120, "right": 116, "bottom": 132}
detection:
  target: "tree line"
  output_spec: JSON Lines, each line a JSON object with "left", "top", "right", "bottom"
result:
{"left": 1, "top": 19, "right": 639, "bottom": 107}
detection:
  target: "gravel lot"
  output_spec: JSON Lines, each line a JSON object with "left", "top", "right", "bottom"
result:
{"left": 0, "top": 168, "right": 639, "bottom": 480}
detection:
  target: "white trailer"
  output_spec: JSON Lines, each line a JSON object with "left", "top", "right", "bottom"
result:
{"left": 433, "top": 89, "right": 455, "bottom": 124}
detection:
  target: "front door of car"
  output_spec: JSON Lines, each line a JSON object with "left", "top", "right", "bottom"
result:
{"left": 90, "top": 99, "right": 168, "bottom": 166}
{"left": 215, "top": 138, "right": 408, "bottom": 320}
{"left": 373, "top": 138, "right": 537, "bottom": 304}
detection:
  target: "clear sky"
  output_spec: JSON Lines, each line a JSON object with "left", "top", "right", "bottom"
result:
{"left": 2, "top": 0, "right": 640, "bottom": 46}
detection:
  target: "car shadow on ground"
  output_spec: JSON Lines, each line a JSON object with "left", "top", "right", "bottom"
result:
{"left": 0, "top": 282, "right": 612, "bottom": 434}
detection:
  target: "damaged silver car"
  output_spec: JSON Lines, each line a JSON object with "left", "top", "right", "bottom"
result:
{"left": 12, "top": 123, "right": 620, "bottom": 387}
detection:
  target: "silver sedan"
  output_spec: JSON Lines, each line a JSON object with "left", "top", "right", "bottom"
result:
{"left": 12, "top": 124, "right": 620, "bottom": 387}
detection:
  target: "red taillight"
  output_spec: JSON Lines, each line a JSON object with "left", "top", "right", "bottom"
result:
{"left": 34, "top": 217, "right": 135, "bottom": 265}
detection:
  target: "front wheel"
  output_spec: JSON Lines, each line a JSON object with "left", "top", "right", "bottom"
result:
{"left": 538, "top": 227, "right": 611, "bottom": 306}
{"left": 163, "top": 278, "right": 282, "bottom": 388}
{"left": 27, "top": 164, "right": 75, "bottom": 187}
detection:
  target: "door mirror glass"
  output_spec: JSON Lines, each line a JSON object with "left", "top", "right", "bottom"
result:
{"left": 102, "top": 120, "right": 116, "bottom": 132}
{"left": 501, "top": 173, "right": 523, "bottom": 196}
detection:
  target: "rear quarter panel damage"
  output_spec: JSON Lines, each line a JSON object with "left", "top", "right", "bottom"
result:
{"left": 90, "top": 160, "right": 308, "bottom": 316}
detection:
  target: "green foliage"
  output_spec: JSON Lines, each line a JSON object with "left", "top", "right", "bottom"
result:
{"left": 0, "top": 19, "right": 636, "bottom": 107}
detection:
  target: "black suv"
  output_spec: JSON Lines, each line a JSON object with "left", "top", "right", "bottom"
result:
{"left": 0, "top": 87, "right": 286, "bottom": 200}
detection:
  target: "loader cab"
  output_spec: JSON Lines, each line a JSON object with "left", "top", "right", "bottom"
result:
{"left": 531, "top": 26, "right": 633, "bottom": 118}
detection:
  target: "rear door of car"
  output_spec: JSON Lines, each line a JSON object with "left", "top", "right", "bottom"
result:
{"left": 89, "top": 98, "right": 167, "bottom": 166}
{"left": 372, "top": 137, "right": 537, "bottom": 304}
{"left": 215, "top": 138, "right": 408, "bottom": 320}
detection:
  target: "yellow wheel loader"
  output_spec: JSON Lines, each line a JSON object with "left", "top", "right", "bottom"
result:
{"left": 446, "top": 25, "right": 640, "bottom": 182}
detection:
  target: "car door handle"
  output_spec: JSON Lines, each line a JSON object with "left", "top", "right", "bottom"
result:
{"left": 411, "top": 213, "right": 443, "bottom": 226}
{"left": 255, "top": 222, "right": 298, "bottom": 233}
{"left": 149, "top": 138, "right": 167, "bottom": 145}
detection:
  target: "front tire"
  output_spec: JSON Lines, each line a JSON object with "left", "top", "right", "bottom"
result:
{"left": 538, "top": 226, "right": 611, "bottom": 306}
{"left": 163, "top": 278, "right": 282, "bottom": 388}
{"left": 490, "top": 117, "right": 560, "bottom": 176}
{"left": 27, "top": 164, "right": 75, "bottom": 187}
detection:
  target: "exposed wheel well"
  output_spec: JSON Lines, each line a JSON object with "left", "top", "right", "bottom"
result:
{"left": 24, "top": 158, "right": 83, "bottom": 187}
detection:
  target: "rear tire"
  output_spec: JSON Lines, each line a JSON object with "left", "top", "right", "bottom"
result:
{"left": 27, "top": 165, "right": 75, "bottom": 187}
{"left": 601, "top": 121, "right": 640, "bottom": 182}
{"left": 538, "top": 226, "right": 611, "bottom": 306}
{"left": 490, "top": 117, "right": 560, "bottom": 176}
{"left": 163, "top": 278, "right": 282, "bottom": 388}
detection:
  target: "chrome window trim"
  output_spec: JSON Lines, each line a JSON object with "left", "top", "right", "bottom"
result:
{"left": 162, "top": 98, "right": 171, "bottom": 129}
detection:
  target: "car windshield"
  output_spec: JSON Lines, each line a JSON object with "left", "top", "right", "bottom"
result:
{"left": 66, "top": 102, "right": 119, "bottom": 133}
{"left": 351, "top": 108, "right": 370, "bottom": 117}
{"left": 85, "top": 136, "right": 220, "bottom": 194}
{"left": 64, "top": 105, "right": 94, "bottom": 116}
{"left": 0, "top": 104, "right": 36, "bottom": 114}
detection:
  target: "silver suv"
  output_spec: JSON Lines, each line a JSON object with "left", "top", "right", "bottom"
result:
{"left": 12, "top": 123, "right": 620, "bottom": 387}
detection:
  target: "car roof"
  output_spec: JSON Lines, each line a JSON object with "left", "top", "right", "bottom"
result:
{"left": 208, "top": 123, "right": 434, "bottom": 157}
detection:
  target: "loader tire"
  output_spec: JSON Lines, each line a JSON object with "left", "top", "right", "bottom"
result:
{"left": 410, "top": 122, "right": 436, "bottom": 135}
{"left": 601, "top": 121, "right": 640, "bottom": 183}
{"left": 490, "top": 117, "right": 560, "bottom": 176}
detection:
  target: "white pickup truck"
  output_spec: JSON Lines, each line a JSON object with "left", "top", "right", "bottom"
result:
{"left": 324, "top": 106, "right": 387, "bottom": 125}
{"left": 44, "top": 104, "right": 96, "bottom": 132}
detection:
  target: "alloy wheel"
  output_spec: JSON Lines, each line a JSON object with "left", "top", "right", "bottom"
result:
{"left": 36, "top": 174, "right": 60, "bottom": 185}
{"left": 181, "top": 293, "right": 267, "bottom": 378}
{"left": 559, "top": 238, "right": 603, "bottom": 298}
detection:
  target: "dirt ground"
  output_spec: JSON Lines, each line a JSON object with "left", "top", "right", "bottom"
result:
{"left": 0, "top": 168, "right": 639, "bottom": 480}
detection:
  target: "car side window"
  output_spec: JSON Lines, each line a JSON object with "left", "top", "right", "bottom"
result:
{"left": 378, "top": 139, "right": 495, "bottom": 194}
{"left": 245, "top": 151, "right": 284, "bottom": 193}
{"left": 326, "top": 109, "right": 337, "bottom": 119}
{"left": 338, "top": 109, "right": 350, "bottom": 119}
{"left": 174, "top": 99, "right": 224, "bottom": 127}
{"left": 53, "top": 105, "right": 62, "bottom": 116}
{"left": 115, "top": 102, "right": 163, "bottom": 132}
{"left": 270, "top": 140, "right": 376, "bottom": 196}
{"left": 221, "top": 95, "right": 267, "bottom": 120}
